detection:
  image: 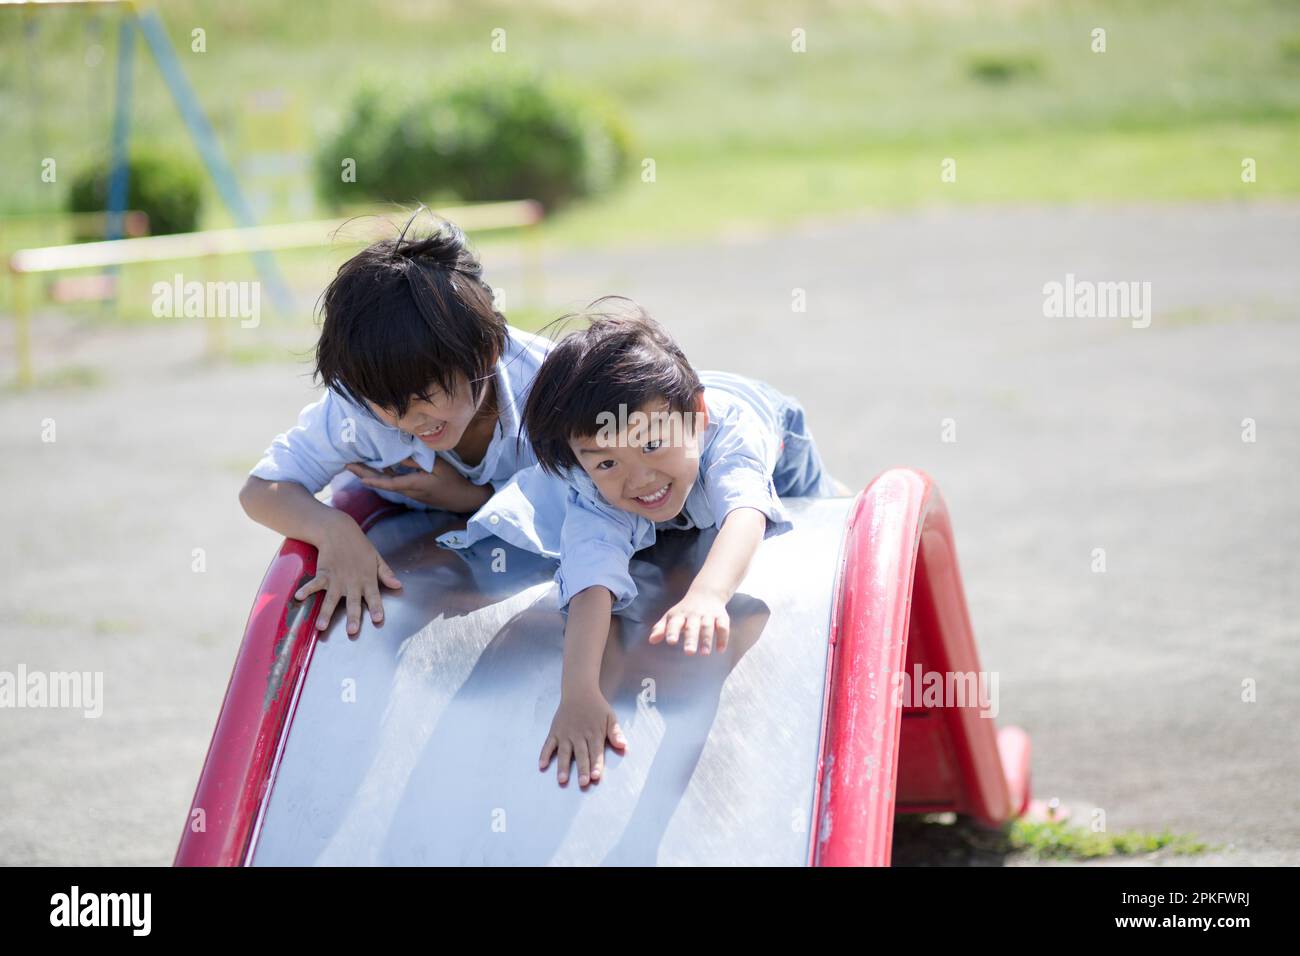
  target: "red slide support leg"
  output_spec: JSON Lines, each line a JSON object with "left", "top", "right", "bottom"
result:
{"left": 812, "top": 468, "right": 1032, "bottom": 867}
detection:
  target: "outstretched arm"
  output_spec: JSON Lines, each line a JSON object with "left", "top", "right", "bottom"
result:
{"left": 648, "top": 506, "right": 767, "bottom": 654}
{"left": 539, "top": 585, "right": 628, "bottom": 787}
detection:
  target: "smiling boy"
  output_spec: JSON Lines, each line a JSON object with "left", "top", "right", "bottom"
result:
{"left": 439, "top": 298, "right": 843, "bottom": 787}
{"left": 239, "top": 220, "right": 551, "bottom": 638}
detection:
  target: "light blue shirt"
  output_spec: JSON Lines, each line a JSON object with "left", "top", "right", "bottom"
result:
{"left": 249, "top": 326, "right": 553, "bottom": 509}
{"left": 437, "top": 370, "right": 794, "bottom": 612}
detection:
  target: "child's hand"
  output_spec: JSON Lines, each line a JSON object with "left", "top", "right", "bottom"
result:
{"left": 539, "top": 687, "right": 627, "bottom": 787}
{"left": 346, "top": 457, "right": 491, "bottom": 514}
{"left": 294, "top": 514, "right": 402, "bottom": 637}
{"left": 648, "top": 586, "right": 730, "bottom": 655}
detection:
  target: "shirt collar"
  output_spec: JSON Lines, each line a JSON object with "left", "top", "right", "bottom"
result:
{"left": 563, "top": 463, "right": 603, "bottom": 503}
{"left": 492, "top": 348, "right": 519, "bottom": 440}
{"left": 473, "top": 347, "right": 518, "bottom": 474}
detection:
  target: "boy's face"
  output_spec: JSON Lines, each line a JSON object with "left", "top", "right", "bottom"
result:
{"left": 365, "top": 372, "right": 489, "bottom": 451}
{"left": 569, "top": 395, "right": 709, "bottom": 521}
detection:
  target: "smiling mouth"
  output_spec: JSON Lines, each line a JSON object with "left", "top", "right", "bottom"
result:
{"left": 630, "top": 482, "right": 672, "bottom": 508}
{"left": 416, "top": 422, "right": 447, "bottom": 443}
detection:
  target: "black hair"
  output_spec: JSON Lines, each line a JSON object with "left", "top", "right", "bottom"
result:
{"left": 314, "top": 209, "right": 507, "bottom": 418}
{"left": 523, "top": 297, "right": 703, "bottom": 476}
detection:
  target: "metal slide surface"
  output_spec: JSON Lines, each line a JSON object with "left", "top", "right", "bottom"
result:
{"left": 248, "top": 497, "right": 854, "bottom": 866}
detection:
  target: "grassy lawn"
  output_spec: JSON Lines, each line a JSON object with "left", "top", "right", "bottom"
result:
{"left": 1, "top": 0, "right": 1297, "bottom": 315}
{"left": 540, "top": 121, "right": 1300, "bottom": 246}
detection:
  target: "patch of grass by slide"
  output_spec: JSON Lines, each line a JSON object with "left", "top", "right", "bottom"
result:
{"left": 893, "top": 812, "right": 1211, "bottom": 865}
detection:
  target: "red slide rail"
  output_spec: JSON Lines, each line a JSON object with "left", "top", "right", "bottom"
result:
{"left": 811, "top": 468, "right": 1032, "bottom": 867}
{"left": 174, "top": 485, "right": 400, "bottom": 867}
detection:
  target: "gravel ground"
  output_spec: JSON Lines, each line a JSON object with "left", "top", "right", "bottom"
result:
{"left": 1, "top": 200, "right": 1296, "bottom": 866}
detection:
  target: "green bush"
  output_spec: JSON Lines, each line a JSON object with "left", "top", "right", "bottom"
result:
{"left": 68, "top": 149, "right": 204, "bottom": 236}
{"left": 966, "top": 51, "right": 1043, "bottom": 84}
{"left": 313, "top": 83, "right": 408, "bottom": 206}
{"left": 317, "top": 72, "right": 632, "bottom": 210}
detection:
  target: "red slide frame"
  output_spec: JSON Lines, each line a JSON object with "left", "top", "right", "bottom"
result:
{"left": 811, "top": 468, "right": 1032, "bottom": 866}
{"left": 174, "top": 485, "right": 401, "bottom": 867}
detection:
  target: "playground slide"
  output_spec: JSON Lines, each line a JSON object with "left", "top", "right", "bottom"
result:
{"left": 174, "top": 468, "right": 1030, "bottom": 866}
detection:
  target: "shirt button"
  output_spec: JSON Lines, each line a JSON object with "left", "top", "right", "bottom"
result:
{"left": 489, "top": 515, "right": 500, "bottom": 525}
